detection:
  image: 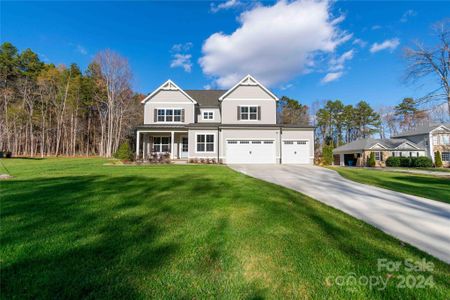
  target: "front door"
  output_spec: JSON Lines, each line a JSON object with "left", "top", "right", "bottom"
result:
{"left": 180, "top": 137, "right": 188, "bottom": 158}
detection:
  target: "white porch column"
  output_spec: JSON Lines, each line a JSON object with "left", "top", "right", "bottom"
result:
{"left": 170, "top": 131, "right": 175, "bottom": 159}
{"left": 136, "top": 131, "right": 140, "bottom": 160}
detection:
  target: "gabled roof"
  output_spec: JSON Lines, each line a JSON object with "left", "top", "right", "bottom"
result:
{"left": 218, "top": 74, "right": 278, "bottom": 101}
{"left": 184, "top": 90, "right": 226, "bottom": 107}
{"left": 392, "top": 123, "right": 450, "bottom": 138}
{"left": 141, "top": 80, "right": 197, "bottom": 104}
{"left": 333, "top": 138, "right": 424, "bottom": 153}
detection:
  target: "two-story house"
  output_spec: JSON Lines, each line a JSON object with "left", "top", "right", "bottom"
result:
{"left": 135, "top": 75, "right": 314, "bottom": 164}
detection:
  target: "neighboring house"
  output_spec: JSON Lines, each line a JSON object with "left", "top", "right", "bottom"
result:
{"left": 332, "top": 138, "right": 426, "bottom": 167}
{"left": 392, "top": 124, "right": 450, "bottom": 166}
{"left": 333, "top": 124, "right": 450, "bottom": 167}
{"left": 135, "top": 75, "right": 314, "bottom": 164}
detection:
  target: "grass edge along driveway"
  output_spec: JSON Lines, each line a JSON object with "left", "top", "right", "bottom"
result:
{"left": 1, "top": 158, "right": 449, "bottom": 299}
{"left": 329, "top": 167, "right": 450, "bottom": 204}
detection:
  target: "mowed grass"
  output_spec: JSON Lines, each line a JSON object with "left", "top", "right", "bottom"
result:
{"left": 330, "top": 167, "right": 450, "bottom": 204}
{"left": 1, "top": 158, "right": 449, "bottom": 299}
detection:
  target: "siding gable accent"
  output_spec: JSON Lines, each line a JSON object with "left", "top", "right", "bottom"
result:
{"left": 140, "top": 79, "right": 197, "bottom": 104}
{"left": 219, "top": 75, "right": 278, "bottom": 101}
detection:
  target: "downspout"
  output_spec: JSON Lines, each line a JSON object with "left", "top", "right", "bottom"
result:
{"left": 279, "top": 127, "right": 283, "bottom": 164}
{"left": 429, "top": 132, "right": 434, "bottom": 163}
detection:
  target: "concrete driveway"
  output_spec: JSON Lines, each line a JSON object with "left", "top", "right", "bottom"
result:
{"left": 230, "top": 164, "right": 450, "bottom": 263}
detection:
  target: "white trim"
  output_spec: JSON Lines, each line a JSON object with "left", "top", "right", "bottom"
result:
{"left": 225, "top": 138, "right": 275, "bottom": 141}
{"left": 369, "top": 143, "right": 387, "bottom": 149}
{"left": 141, "top": 79, "right": 197, "bottom": 104}
{"left": 394, "top": 142, "right": 421, "bottom": 150}
{"left": 219, "top": 74, "right": 278, "bottom": 101}
{"left": 155, "top": 107, "right": 184, "bottom": 123}
{"left": 430, "top": 125, "right": 450, "bottom": 134}
{"left": 202, "top": 110, "right": 215, "bottom": 120}
{"left": 239, "top": 105, "right": 259, "bottom": 121}
{"left": 136, "top": 130, "right": 187, "bottom": 133}
{"left": 195, "top": 132, "right": 217, "bottom": 153}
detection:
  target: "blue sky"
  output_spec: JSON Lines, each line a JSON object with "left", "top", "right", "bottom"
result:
{"left": 2, "top": 1, "right": 449, "bottom": 109}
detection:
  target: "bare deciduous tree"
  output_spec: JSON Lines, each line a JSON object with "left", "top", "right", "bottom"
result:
{"left": 405, "top": 20, "right": 450, "bottom": 115}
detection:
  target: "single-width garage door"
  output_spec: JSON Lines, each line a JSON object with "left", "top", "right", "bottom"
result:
{"left": 282, "top": 140, "right": 310, "bottom": 164}
{"left": 226, "top": 140, "right": 276, "bottom": 164}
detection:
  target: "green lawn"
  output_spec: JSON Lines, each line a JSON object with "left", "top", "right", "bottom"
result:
{"left": 1, "top": 158, "right": 449, "bottom": 299}
{"left": 330, "top": 167, "right": 450, "bottom": 204}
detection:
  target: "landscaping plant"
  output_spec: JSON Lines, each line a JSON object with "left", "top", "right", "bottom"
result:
{"left": 368, "top": 152, "right": 376, "bottom": 167}
{"left": 434, "top": 151, "right": 443, "bottom": 168}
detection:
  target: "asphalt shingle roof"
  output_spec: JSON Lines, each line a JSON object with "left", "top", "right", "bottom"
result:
{"left": 333, "top": 138, "right": 424, "bottom": 153}
{"left": 184, "top": 90, "right": 226, "bottom": 107}
{"left": 392, "top": 123, "right": 450, "bottom": 137}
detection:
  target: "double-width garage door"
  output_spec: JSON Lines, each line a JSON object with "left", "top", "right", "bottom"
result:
{"left": 282, "top": 140, "right": 310, "bottom": 164}
{"left": 226, "top": 140, "right": 276, "bottom": 164}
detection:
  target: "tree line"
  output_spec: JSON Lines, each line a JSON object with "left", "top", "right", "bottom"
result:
{"left": 0, "top": 42, "right": 142, "bottom": 157}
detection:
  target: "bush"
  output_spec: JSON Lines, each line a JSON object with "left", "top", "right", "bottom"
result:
{"left": 435, "top": 151, "right": 443, "bottom": 168}
{"left": 368, "top": 152, "right": 376, "bottom": 167}
{"left": 413, "top": 156, "right": 433, "bottom": 168}
{"left": 399, "top": 157, "right": 411, "bottom": 167}
{"left": 114, "top": 142, "right": 133, "bottom": 161}
{"left": 322, "top": 145, "right": 333, "bottom": 165}
{"left": 386, "top": 156, "right": 401, "bottom": 167}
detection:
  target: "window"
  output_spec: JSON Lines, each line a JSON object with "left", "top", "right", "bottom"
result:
{"left": 197, "top": 134, "right": 214, "bottom": 152}
{"left": 433, "top": 135, "right": 439, "bottom": 145}
{"left": 374, "top": 151, "right": 382, "bottom": 161}
{"left": 441, "top": 134, "right": 450, "bottom": 145}
{"left": 153, "top": 137, "right": 170, "bottom": 153}
{"left": 252, "top": 141, "right": 261, "bottom": 144}
{"left": 203, "top": 111, "right": 214, "bottom": 120}
{"left": 392, "top": 152, "right": 396, "bottom": 157}
{"left": 240, "top": 106, "right": 258, "bottom": 120}
{"left": 264, "top": 141, "right": 273, "bottom": 144}
{"left": 442, "top": 152, "right": 450, "bottom": 161}
{"left": 157, "top": 109, "right": 182, "bottom": 122}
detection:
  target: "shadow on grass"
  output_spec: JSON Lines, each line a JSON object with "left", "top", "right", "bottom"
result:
{"left": 1, "top": 174, "right": 228, "bottom": 298}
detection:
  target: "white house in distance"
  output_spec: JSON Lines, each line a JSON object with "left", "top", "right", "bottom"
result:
{"left": 135, "top": 75, "right": 314, "bottom": 164}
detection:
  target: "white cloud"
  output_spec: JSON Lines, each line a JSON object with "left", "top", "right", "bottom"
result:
{"left": 211, "top": 0, "right": 241, "bottom": 13}
{"left": 280, "top": 83, "right": 293, "bottom": 90}
{"left": 370, "top": 38, "right": 400, "bottom": 53}
{"left": 170, "top": 54, "right": 193, "bottom": 72}
{"left": 328, "top": 49, "right": 354, "bottom": 71}
{"left": 171, "top": 42, "right": 193, "bottom": 52}
{"left": 203, "top": 84, "right": 212, "bottom": 90}
{"left": 170, "top": 42, "right": 193, "bottom": 72}
{"left": 352, "top": 38, "right": 367, "bottom": 48}
{"left": 199, "top": 0, "right": 351, "bottom": 88}
{"left": 321, "top": 71, "right": 342, "bottom": 83}
{"left": 371, "top": 25, "right": 382, "bottom": 30}
{"left": 400, "top": 9, "right": 417, "bottom": 23}
{"left": 76, "top": 45, "right": 87, "bottom": 55}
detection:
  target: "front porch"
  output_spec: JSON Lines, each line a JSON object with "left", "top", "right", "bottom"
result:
{"left": 136, "top": 130, "right": 189, "bottom": 161}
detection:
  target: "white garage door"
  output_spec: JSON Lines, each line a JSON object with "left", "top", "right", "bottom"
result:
{"left": 282, "top": 140, "right": 310, "bottom": 164}
{"left": 226, "top": 140, "right": 276, "bottom": 164}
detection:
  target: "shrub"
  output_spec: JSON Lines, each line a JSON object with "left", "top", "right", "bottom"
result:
{"left": 386, "top": 156, "right": 401, "bottom": 167}
{"left": 114, "top": 142, "right": 133, "bottom": 161}
{"left": 368, "top": 152, "right": 376, "bottom": 167}
{"left": 399, "top": 157, "right": 411, "bottom": 167}
{"left": 322, "top": 145, "right": 333, "bottom": 165}
{"left": 413, "top": 156, "right": 433, "bottom": 168}
{"left": 434, "top": 151, "right": 443, "bottom": 168}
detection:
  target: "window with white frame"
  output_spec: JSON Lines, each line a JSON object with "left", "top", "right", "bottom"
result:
{"left": 157, "top": 109, "right": 182, "bottom": 122}
{"left": 196, "top": 134, "right": 214, "bottom": 152}
{"left": 374, "top": 151, "right": 382, "bottom": 161}
{"left": 442, "top": 152, "right": 450, "bottom": 161}
{"left": 441, "top": 134, "right": 450, "bottom": 145}
{"left": 240, "top": 106, "right": 258, "bottom": 120}
{"left": 153, "top": 137, "right": 170, "bottom": 152}
{"left": 203, "top": 111, "right": 214, "bottom": 120}
{"left": 433, "top": 135, "right": 439, "bottom": 145}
